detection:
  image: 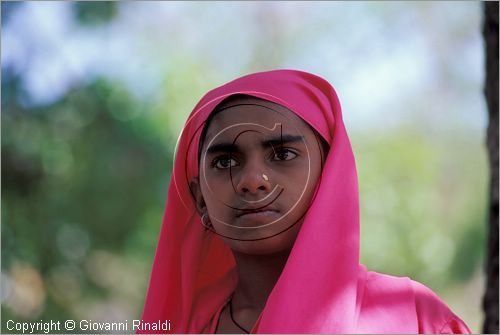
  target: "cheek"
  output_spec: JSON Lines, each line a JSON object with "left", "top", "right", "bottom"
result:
{"left": 280, "top": 155, "right": 321, "bottom": 199}
{"left": 283, "top": 154, "right": 323, "bottom": 214}
{"left": 200, "top": 178, "right": 238, "bottom": 228}
{"left": 205, "top": 169, "right": 240, "bottom": 188}
{"left": 201, "top": 174, "right": 233, "bottom": 203}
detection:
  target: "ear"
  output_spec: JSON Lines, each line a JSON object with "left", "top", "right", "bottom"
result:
{"left": 190, "top": 177, "right": 206, "bottom": 216}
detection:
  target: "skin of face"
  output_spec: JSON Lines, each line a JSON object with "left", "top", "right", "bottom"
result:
{"left": 191, "top": 96, "right": 327, "bottom": 255}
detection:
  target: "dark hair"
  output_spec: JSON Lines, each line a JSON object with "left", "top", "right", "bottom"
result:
{"left": 197, "top": 94, "right": 329, "bottom": 166}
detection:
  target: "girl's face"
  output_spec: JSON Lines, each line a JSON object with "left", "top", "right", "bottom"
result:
{"left": 191, "top": 96, "right": 327, "bottom": 255}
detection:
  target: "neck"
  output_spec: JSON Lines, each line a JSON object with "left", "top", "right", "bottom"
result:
{"left": 231, "top": 248, "right": 291, "bottom": 310}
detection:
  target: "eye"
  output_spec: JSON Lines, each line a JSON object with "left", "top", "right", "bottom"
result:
{"left": 272, "top": 148, "right": 298, "bottom": 161}
{"left": 212, "top": 156, "right": 239, "bottom": 169}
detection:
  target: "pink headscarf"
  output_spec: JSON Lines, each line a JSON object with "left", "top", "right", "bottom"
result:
{"left": 139, "top": 70, "right": 470, "bottom": 333}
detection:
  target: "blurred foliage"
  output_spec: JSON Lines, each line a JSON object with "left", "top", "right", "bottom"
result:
{"left": 73, "top": 2, "right": 117, "bottom": 26}
{"left": 2, "top": 66, "right": 172, "bottom": 328}
{"left": 1, "top": 1, "right": 488, "bottom": 333}
{"left": 353, "top": 129, "right": 487, "bottom": 288}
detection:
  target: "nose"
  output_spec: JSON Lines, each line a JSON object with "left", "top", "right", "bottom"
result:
{"left": 235, "top": 162, "right": 271, "bottom": 195}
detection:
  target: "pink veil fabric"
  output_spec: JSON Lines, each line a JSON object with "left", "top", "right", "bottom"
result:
{"left": 138, "top": 69, "right": 470, "bottom": 334}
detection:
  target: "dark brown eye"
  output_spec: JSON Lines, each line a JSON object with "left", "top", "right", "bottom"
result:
{"left": 272, "top": 149, "right": 298, "bottom": 161}
{"left": 213, "top": 157, "right": 239, "bottom": 169}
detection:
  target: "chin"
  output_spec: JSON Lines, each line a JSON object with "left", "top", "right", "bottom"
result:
{"left": 221, "top": 222, "right": 302, "bottom": 256}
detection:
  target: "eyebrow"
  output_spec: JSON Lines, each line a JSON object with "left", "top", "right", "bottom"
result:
{"left": 206, "top": 134, "right": 304, "bottom": 155}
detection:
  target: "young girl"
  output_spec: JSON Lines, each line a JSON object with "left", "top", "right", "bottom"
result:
{"left": 139, "top": 70, "right": 471, "bottom": 333}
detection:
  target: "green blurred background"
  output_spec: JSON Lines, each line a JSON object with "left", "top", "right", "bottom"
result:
{"left": 1, "top": 1, "right": 488, "bottom": 333}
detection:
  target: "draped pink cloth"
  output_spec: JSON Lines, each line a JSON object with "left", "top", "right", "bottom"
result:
{"left": 139, "top": 69, "right": 471, "bottom": 333}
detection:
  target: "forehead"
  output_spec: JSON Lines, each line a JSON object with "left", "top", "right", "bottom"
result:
{"left": 204, "top": 97, "right": 312, "bottom": 141}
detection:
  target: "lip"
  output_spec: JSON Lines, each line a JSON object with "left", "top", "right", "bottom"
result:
{"left": 236, "top": 206, "right": 279, "bottom": 217}
{"left": 236, "top": 210, "right": 281, "bottom": 223}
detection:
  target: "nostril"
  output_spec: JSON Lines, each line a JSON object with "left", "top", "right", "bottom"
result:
{"left": 239, "top": 185, "right": 266, "bottom": 194}
{"left": 236, "top": 172, "right": 270, "bottom": 194}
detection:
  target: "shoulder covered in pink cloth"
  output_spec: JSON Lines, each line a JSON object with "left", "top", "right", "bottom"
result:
{"left": 356, "top": 271, "right": 471, "bottom": 334}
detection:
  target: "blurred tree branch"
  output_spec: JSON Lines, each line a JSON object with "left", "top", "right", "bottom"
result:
{"left": 482, "top": 2, "right": 499, "bottom": 334}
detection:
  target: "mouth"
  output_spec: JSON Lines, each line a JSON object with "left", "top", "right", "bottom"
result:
{"left": 236, "top": 204, "right": 279, "bottom": 216}
{"left": 235, "top": 207, "right": 281, "bottom": 225}
{"left": 236, "top": 208, "right": 279, "bottom": 217}
{"left": 234, "top": 191, "right": 282, "bottom": 224}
